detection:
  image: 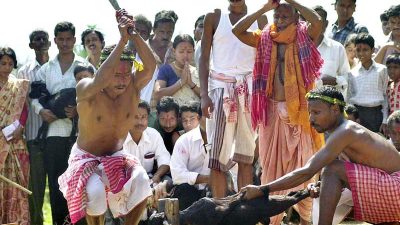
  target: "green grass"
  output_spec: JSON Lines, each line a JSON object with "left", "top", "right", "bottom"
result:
{"left": 43, "top": 185, "right": 52, "bottom": 225}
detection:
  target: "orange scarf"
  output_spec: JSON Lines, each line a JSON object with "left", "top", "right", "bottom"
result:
{"left": 266, "top": 24, "right": 323, "bottom": 151}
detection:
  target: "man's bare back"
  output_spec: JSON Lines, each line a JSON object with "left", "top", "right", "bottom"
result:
{"left": 329, "top": 120, "right": 400, "bottom": 174}
{"left": 77, "top": 83, "right": 140, "bottom": 156}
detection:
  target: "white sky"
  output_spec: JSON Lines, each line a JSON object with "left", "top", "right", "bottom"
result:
{"left": 1, "top": 0, "right": 398, "bottom": 65}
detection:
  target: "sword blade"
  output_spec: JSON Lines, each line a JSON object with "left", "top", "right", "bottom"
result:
{"left": 108, "top": 0, "right": 121, "bottom": 10}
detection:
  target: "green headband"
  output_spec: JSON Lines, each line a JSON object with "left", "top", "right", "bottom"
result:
{"left": 100, "top": 53, "right": 144, "bottom": 72}
{"left": 305, "top": 92, "right": 346, "bottom": 107}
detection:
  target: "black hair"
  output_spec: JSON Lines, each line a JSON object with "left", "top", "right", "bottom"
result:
{"left": 345, "top": 104, "right": 359, "bottom": 120}
{"left": 307, "top": 86, "right": 345, "bottom": 112}
{"left": 194, "top": 15, "right": 205, "bottom": 29}
{"left": 313, "top": 5, "right": 327, "bottom": 21}
{"left": 344, "top": 33, "right": 357, "bottom": 48}
{"left": 134, "top": 14, "right": 152, "bottom": 34}
{"left": 387, "top": 4, "right": 400, "bottom": 18}
{"left": 54, "top": 21, "right": 75, "bottom": 37}
{"left": 154, "top": 10, "right": 178, "bottom": 29}
{"left": 100, "top": 44, "right": 134, "bottom": 64}
{"left": 29, "top": 29, "right": 49, "bottom": 43}
{"left": 380, "top": 10, "right": 389, "bottom": 22}
{"left": 81, "top": 28, "right": 105, "bottom": 46}
{"left": 172, "top": 34, "right": 195, "bottom": 49}
{"left": 334, "top": 0, "right": 356, "bottom": 4}
{"left": 73, "top": 63, "right": 95, "bottom": 78}
{"left": 138, "top": 100, "right": 151, "bottom": 115}
{"left": 386, "top": 53, "right": 400, "bottom": 65}
{"left": 387, "top": 110, "right": 400, "bottom": 129}
{"left": 180, "top": 101, "right": 202, "bottom": 117}
{"left": 156, "top": 96, "right": 180, "bottom": 117}
{"left": 0, "top": 47, "right": 18, "bottom": 69}
{"left": 354, "top": 33, "right": 375, "bottom": 49}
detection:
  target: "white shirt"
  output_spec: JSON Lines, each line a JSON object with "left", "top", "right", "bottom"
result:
{"left": 317, "top": 37, "right": 351, "bottom": 98}
{"left": 347, "top": 61, "right": 389, "bottom": 123}
{"left": 17, "top": 60, "right": 43, "bottom": 141}
{"left": 31, "top": 54, "right": 87, "bottom": 137}
{"left": 170, "top": 126, "right": 210, "bottom": 190}
{"left": 123, "top": 127, "right": 170, "bottom": 174}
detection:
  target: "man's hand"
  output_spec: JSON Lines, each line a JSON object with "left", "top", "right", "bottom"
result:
{"left": 39, "top": 109, "right": 58, "bottom": 123}
{"left": 201, "top": 95, "right": 214, "bottom": 119}
{"left": 321, "top": 76, "right": 337, "bottom": 86}
{"left": 11, "top": 125, "right": 24, "bottom": 143}
{"left": 262, "top": 0, "right": 280, "bottom": 12}
{"left": 151, "top": 175, "right": 161, "bottom": 184}
{"left": 307, "top": 182, "right": 320, "bottom": 198}
{"left": 64, "top": 105, "right": 77, "bottom": 119}
{"left": 240, "top": 184, "right": 264, "bottom": 200}
{"left": 116, "top": 9, "right": 136, "bottom": 44}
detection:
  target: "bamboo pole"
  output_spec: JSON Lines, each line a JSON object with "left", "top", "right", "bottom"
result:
{"left": 0, "top": 174, "right": 32, "bottom": 195}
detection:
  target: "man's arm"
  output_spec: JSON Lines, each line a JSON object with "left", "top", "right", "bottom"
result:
{"left": 286, "top": 0, "right": 323, "bottom": 42}
{"left": 132, "top": 34, "right": 156, "bottom": 91}
{"left": 232, "top": 1, "right": 276, "bottom": 48}
{"left": 336, "top": 45, "right": 351, "bottom": 91}
{"left": 243, "top": 126, "right": 352, "bottom": 199}
{"left": 77, "top": 15, "right": 133, "bottom": 101}
{"left": 152, "top": 130, "right": 171, "bottom": 183}
{"left": 199, "top": 11, "right": 217, "bottom": 118}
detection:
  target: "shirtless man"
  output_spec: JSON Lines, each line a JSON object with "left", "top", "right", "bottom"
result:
{"left": 232, "top": 0, "right": 323, "bottom": 223}
{"left": 58, "top": 10, "right": 156, "bottom": 225}
{"left": 242, "top": 86, "right": 400, "bottom": 224}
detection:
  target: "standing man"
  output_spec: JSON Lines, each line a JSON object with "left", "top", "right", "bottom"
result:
{"left": 313, "top": 6, "right": 351, "bottom": 98}
{"left": 17, "top": 29, "right": 51, "bottom": 225}
{"left": 193, "top": 15, "right": 205, "bottom": 69}
{"left": 58, "top": 10, "right": 156, "bottom": 225}
{"left": 329, "top": 0, "right": 368, "bottom": 45}
{"left": 199, "top": 0, "right": 267, "bottom": 198}
{"left": 32, "top": 21, "right": 86, "bottom": 225}
{"left": 232, "top": 0, "right": 324, "bottom": 224}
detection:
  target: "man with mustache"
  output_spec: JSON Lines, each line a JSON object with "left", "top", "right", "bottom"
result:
{"left": 232, "top": 0, "right": 324, "bottom": 224}
{"left": 152, "top": 96, "right": 182, "bottom": 154}
{"left": 242, "top": 86, "right": 400, "bottom": 224}
{"left": 124, "top": 100, "right": 171, "bottom": 185}
{"left": 17, "top": 29, "right": 51, "bottom": 225}
{"left": 58, "top": 10, "right": 156, "bottom": 225}
{"left": 199, "top": 0, "right": 267, "bottom": 199}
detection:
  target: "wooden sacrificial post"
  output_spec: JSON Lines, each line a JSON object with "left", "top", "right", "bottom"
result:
{"left": 158, "top": 198, "right": 179, "bottom": 225}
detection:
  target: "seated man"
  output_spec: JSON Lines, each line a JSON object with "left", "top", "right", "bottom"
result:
{"left": 124, "top": 100, "right": 171, "bottom": 184}
{"left": 180, "top": 101, "right": 201, "bottom": 133}
{"left": 58, "top": 10, "right": 156, "bottom": 225}
{"left": 169, "top": 103, "right": 210, "bottom": 210}
{"left": 242, "top": 86, "right": 400, "bottom": 224}
{"left": 151, "top": 96, "right": 183, "bottom": 154}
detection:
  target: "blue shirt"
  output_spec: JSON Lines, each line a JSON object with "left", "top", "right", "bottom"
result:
{"left": 329, "top": 17, "right": 369, "bottom": 45}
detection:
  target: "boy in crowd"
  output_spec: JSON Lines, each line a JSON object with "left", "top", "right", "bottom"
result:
{"left": 347, "top": 33, "right": 389, "bottom": 134}
{"left": 386, "top": 53, "right": 400, "bottom": 115}
{"left": 345, "top": 104, "right": 360, "bottom": 123}
{"left": 74, "top": 63, "right": 95, "bottom": 83}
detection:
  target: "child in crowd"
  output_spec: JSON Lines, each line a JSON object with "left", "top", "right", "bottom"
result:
{"left": 73, "top": 63, "right": 95, "bottom": 83}
{"left": 386, "top": 53, "right": 400, "bottom": 115}
{"left": 344, "top": 34, "right": 359, "bottom": 69}
{"left": 347, "top": 33, "right": 389, "bottom": 134}
{"left": 345, "top": 104, "right": 361, "bottom": 123}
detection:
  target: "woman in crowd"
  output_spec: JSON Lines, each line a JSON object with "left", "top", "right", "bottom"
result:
{"left": 81, "top": 28, "right": 105, "bottom": 68}
{"left": 0, "top": 47, "right": 30, "bottom": 225}
{"left": 154, "top": 34, "right": 200, "bottom": 106}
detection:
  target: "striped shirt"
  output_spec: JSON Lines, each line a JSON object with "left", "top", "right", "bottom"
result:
{"left": 17, "top": 60, "right": 44, "bottom": 141}
{"left": 31, "top": 54, "right": 87, "bottom": 137}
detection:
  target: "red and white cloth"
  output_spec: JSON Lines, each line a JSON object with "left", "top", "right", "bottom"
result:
{"left": 345, "top": 162, "right": 400, "bottom": 223}
{"left": 58, "top": 144, "right": 152, "bottom": 223}
{"left": 388, "top": 81, "right": 400, "bottom": 115}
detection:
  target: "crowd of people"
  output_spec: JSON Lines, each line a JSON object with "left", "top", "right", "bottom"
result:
{"left": 0, "top": 0, "right": 399, "bottom": 225}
